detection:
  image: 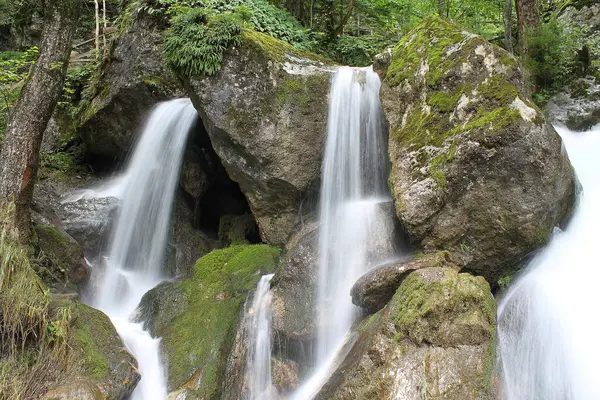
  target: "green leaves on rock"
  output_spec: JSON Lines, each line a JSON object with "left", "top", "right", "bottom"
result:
{"left": 163, "top": 8, "right": 247, "bottom": 77}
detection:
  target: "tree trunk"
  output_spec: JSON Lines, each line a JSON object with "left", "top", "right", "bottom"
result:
{"left": 0, "top": 0, "right": 81, "bottom": 243}
{"left": 504, "top": 0, "right": 513, "bottom": 53}
{"left": 94, "top": 0, "right": 100, "bottom": 59}
{"left": 516, "top": 0, "right": 540, "bottom": 54}
{"left": 102, "top": 0, "right": 107, "bottom": 56}
{"left": 438, "top": 0, "right": 445, "bottom": 17}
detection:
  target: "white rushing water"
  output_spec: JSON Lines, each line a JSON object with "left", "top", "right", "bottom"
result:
{"left": 89, "top": 98, "right": 197, "bottom": 400}
{"left": 498, "top": 124, "right": 600, "bottom": 400}
{"left": 245, "top": 274, "right": 276, "bottom": 399}
{"left": 293, "top": 66, "right": 394, "bottom": 399}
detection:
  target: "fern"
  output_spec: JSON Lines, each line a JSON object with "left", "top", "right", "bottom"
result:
{"left": 164, "top": 8, "right": 248, "bottom": 77}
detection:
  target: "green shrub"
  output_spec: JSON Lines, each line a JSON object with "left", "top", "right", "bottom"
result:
{"left": 526, "top": 16, "right": 585, "bottom": 95}
{"left": 163, "top": 8, "right": 248, "bottom": 77}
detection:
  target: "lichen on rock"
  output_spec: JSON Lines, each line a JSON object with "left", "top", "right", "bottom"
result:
{"left": 380, "top": 16, "right": 576, "bottom": 283}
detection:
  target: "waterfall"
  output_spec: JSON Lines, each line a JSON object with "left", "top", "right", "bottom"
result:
{"left": 293, "top": 66, "right": 394, "bottom": 399}
{"left": 89, "top": 98, "right": 197, "bottom": 400}
{"left": 498, "top": 124, "right": 600, "bottom": 400}
{"left": 244, "top": 274, "right": 276, "bottom": 399}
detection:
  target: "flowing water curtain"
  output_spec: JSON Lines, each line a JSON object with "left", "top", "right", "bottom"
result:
{"left": 88, "top": 99, "right": 198, "bottom": 400}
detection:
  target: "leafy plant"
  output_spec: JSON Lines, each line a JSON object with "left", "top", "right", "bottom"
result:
{"left": 163, "top": 8, "right": 248, "bottom": 77}
{"left": 0, "top": 47, "right": 38, "bottom": 144}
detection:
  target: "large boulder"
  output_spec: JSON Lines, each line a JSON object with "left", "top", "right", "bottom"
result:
{"left": 317, "top": 267, "right": 497, "bottom": 399}
{"left": 379, "top": 17, "right": 576, "bottom": 283}
{"left": 43, "top": 302, "right": 140, "bottom": 399}
{"left": 185, "top": 31, "right": 335, "bottom": 245}
{"left": 78, "top": 8, "right": 182, "bottom": 160}
{"left": 136, "top": 244, "right": 280, "bottom": 398}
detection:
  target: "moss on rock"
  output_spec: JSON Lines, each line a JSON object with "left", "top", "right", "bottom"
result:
{"left": 317, "top": 267, "right": 497, "bottom": 399}
{"left": 392, "top": 267, "right": 495, "bottom": 346}
{"left": 34, "top": 223, "right": 87, "bottom": 292}
{"left": 381, "top": 16, "right": 576, "bottom": 283}
{"left": 157, "top": 244, "right": 280, "bottom": 395}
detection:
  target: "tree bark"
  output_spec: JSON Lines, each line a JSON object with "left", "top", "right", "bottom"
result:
{"left": 94, "top": 0, "right": 100, "bottom": 59}
{"left": 504, "top": 0, "right": 513, "bottom": 53}
{"left": 438, "top": 0, "right": 445, "bottom": 17}
{"left": 516, "top": 0, "right": 540, "bottom": 54}
{"left": 0, "top": 0, "right": 81, "bottom": 243}
{"left": 333, "top": 0, "right": 356, "bottom": 36}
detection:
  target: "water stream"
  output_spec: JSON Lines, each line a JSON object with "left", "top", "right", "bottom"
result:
{"left": 293, "top": 66, "right": 395, "bottom": 399}
{"left": 244, "top": 274, "right": 276, "bottom": 399}
{"left": 88, "top": 98, "right": 197, "bottom": 400}
{"left": 498, "top": 124, "right": 600, "bottom": 400}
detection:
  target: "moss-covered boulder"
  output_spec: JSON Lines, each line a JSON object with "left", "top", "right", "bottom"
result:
{"left": 78, "top": 7, "right": 182, "bottom": 160}
{"left": 137, "top": 244, "right": 279, "bottom": 397}
{"left": 44, "top": 302, "right": 140, "bottom": 399}
{"left": 380, "top": 17, "right": 576, "bottom": 283}
{"left": 185, "top": 31, "right": 335, "bottom": 245}
{"left": 351, "top": 251, "right": 456, "bottom": 314}
{"left": 33, "top": 221, "right": 88, "bottom": 292}
{"left": 317, "top": 267, "right": 497, "bottom": 399}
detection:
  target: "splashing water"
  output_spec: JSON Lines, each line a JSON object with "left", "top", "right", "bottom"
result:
{"left": 293, "top": 66, "right": 395, "bottom": 399}
{"left": 244, "top": 274, "right": 276, "bottom": 399}
{"left": 89, "top": 98, "right": 197, "bottom": 400}
{"left": 498, "top": 124, "right": 600, "bottom": 400}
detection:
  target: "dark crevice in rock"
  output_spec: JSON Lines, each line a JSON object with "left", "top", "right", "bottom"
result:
{"left": 182, "top": 116, "right": 260, "bottom": 244}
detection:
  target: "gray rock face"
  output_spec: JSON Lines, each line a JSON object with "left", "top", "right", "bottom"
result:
{"left": 547, "top": 77, "right": 600, "bottom": 131}
{"left": 78, "top": 10, "right": 182, "bottom": 159}
{"left": 58, "top": 195, "right": 119, "bottom": 254}
{"left": 380, "top": 17, "right": 576, "bottom": 283}
{"left": 351, "top": 251, "right": 455, "bottom": 314}
{"left": 271, "top": 220, "right": 319, "bottom": 377}
{"left": 185, "top": 31, "right": 335, "bottom": 245}
{"left": 317, "top": 267, "right": 497, "bottom": 400}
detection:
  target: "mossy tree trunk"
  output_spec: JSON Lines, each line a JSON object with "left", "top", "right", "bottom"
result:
{"left": 516, "top": 0, "right": 540, "bottom": 55}
{"left": 0, "top": 0, "right": 81, "bottom": 244}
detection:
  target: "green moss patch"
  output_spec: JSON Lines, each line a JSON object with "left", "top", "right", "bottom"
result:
{"left": 392, "top": 267, "right": 496, "bottom": 347}
{"left": 160, "top": 244, "right": 280, "bottom": 394}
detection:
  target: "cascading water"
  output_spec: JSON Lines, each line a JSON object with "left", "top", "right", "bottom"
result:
{"left": 293, "top": 66, "right": 395, "bottom": 399}
{"left": 498, "top": 123, "right": 600, "bottom": 400}
{"left": 89, "top": 98, "right": 197, "bottom": 400}
{"left": 244, "top": 274, "right": 276, "bottom": 399}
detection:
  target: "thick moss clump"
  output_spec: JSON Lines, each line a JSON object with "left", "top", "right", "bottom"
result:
{"left": 392, "top": 267, "right": 496, "bottom": 346}
{"left": 159, "top": 244, "right": 280, "bottom": 395}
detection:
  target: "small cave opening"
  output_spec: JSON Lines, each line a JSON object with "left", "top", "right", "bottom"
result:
{"left": 179, "top": 116, "right": 261, "bottom": 245}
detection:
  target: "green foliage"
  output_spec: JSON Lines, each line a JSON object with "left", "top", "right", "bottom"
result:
{"left": 163, "top": 8, "right": 247, "bottom": 77}
{"left": 0, "top": 47, "right": 38, "bottom": 144}
{"left": 0, "top": 214, "right": 72, "bottom": 399}
{"left": 526, "top": 17, "right": 579, "bottom": 91}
